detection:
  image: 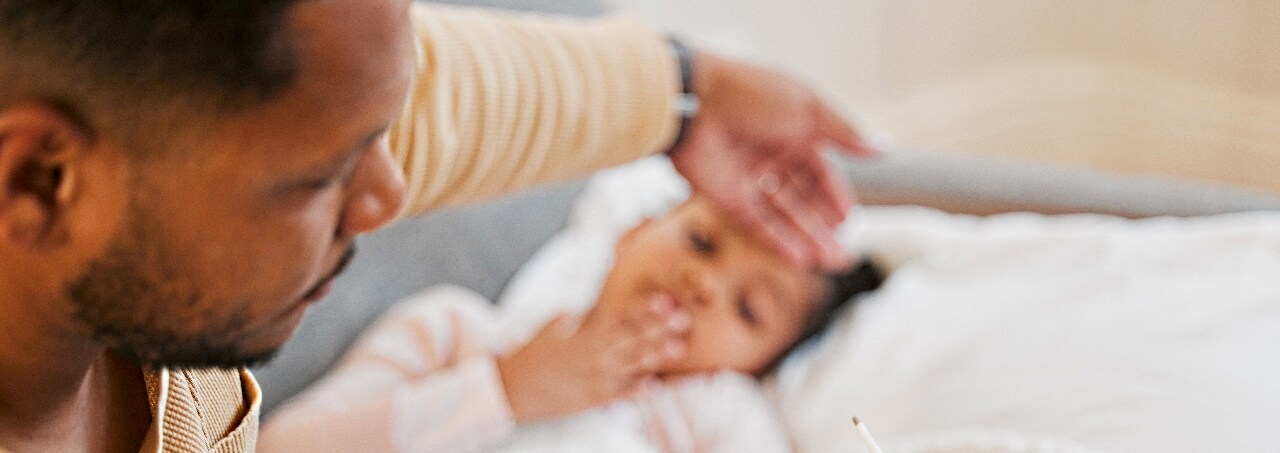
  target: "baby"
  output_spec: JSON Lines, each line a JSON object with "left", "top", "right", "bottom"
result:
{"left": 259, "top": 196, "right": 882, "bottom": 453}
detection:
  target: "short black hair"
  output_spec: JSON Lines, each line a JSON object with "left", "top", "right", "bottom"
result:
{"left": 764, "top": 258, "right": 886, "bottom": 374}
{"left": 0, "top": 0, "right": 302, "bottom": 154}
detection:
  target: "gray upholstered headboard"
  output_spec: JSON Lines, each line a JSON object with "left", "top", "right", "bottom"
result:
{"left": 846, "top": 151, "right": 1280, "bottom": 218}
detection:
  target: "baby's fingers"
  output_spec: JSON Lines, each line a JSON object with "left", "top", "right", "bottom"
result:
{"left": 620, "top": 375, "right": 662, "bottom": 401}
{"left": 610, "top": 333, "right": 685, "bottom": 376}
{"left": 618, "top": 294, "right": 691, "bottom": 340}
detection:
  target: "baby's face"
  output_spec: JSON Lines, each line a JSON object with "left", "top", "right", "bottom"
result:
{"left": 594, "top": 197, "right": 826, "bottom": 376}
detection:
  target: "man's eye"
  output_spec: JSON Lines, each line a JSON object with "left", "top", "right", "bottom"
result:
{"left": 737, "top": 296, "right": 758, "bottom": 326}
{"left": 299, "top": 176, "right": 341, "bottom": 191}
{"left": 688, "top": 228, "right": 717, "bottom": 255}
{"left": 303, "top": 180, "right": 332, "bottom": 190}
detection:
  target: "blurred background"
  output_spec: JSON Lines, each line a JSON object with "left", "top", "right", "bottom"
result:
{"left": 607, "top": 0, "right": 1280, "bottom": 193}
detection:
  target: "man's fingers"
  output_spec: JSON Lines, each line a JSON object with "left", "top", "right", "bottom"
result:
{"left": 803, "top": 151, "right": 855, "bottom": 223}
{"left": 723, "top": 190, "right": 811, "bottom": 267}
{"left": 768, "top": 187, "right": 851, "bottom": 270}
{"left": 756, "top": 155, "right": 850, "bottom": 270}
{"left": 760, "top": 211, "right": 814, "bottom": 269}
{"left": 784, "top": 153, "right": 850, "bottom": 227}
{"left": 817, "top": 105, "right": 878, "bottom": 158}
{"left": 791, "top": 172, "right": 844, "bottom": 229}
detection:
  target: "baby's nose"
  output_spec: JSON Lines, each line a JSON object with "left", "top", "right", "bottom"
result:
{"left": 683, "top": 266, "right": 729, "bottom": 307}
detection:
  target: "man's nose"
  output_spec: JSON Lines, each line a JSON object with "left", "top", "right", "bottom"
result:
{"left": 338, "top": 140, "right": 406, "bottom": 238}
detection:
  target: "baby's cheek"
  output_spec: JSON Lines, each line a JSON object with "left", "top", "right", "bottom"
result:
{"left": 704, "top": 328, "right": 761, "bottom": 370}
{"left": 676, "top": 327, "right": 723, "bottom": 372}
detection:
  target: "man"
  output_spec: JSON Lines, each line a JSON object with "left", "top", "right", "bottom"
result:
{"left": 0, "top": 0, "right": 875, "bottom": 451}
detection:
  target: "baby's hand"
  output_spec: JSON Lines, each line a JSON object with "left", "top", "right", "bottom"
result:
{"left": 496, "top": 295, "right": 689, "bottom": 423}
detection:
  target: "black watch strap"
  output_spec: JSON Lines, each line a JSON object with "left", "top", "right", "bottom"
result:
{"left": 667, "top": 37, "right": 698, "bottom": 154}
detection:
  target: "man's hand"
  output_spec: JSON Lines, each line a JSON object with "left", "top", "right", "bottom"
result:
{"left": 670, "top": 51, "right": 880, "bottom": 271}
{"left": 495, "top": 295, "right": 689, "bottom": 423}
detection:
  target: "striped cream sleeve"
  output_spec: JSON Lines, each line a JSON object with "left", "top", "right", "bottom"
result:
{"left": 391, "top": 3, "right": 682, "bottom": 216}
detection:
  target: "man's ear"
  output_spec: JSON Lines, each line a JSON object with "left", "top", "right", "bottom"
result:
{"left": 0, "top": 103, "right": 91, "bottom": 250}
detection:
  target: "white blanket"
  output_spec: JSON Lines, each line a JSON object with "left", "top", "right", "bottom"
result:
{"left": 500, "top": 157, "right": 1280, "bottom": 453}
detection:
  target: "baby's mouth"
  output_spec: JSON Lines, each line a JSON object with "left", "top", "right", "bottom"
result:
{"left": 649, "top": 289, "right": 693, "bottom": 330}
{"left": 648, "top": 288, "right": 686, "bottom": 312}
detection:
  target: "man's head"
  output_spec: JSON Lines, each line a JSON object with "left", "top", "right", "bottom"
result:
{"left": 0, "top": 0, "right": 414, "bottom": 368}
{"left": 593, "top": 196, "right": 882, "bottom": 376}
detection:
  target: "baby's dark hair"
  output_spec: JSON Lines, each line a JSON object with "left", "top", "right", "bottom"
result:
{"left": 762, "top": 258, "right": 885, "bottom": 374}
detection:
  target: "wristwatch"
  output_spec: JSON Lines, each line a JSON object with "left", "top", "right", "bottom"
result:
{"left": 668, "top": 37, "right": 699, "bottom": 154}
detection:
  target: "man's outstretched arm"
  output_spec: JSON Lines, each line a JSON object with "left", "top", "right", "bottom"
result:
{"left": 391, "top": 3, "right": 878, "bottom": 269}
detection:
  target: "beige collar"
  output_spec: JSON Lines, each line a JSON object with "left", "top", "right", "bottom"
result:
{"left": 138, "top": 367, "right": 260, "bottom": 453}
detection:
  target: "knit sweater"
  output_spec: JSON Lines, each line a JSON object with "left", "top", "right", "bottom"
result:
{"left": 393, "top": 3, "right": 680, "bottom": 216}
{"left": 0, "top": 3, "right": 679, "bottom": 453}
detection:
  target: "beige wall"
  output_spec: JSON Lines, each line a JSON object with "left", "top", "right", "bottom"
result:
{"left": 609, "top": 0, "right": 1280, "bottom": 193}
